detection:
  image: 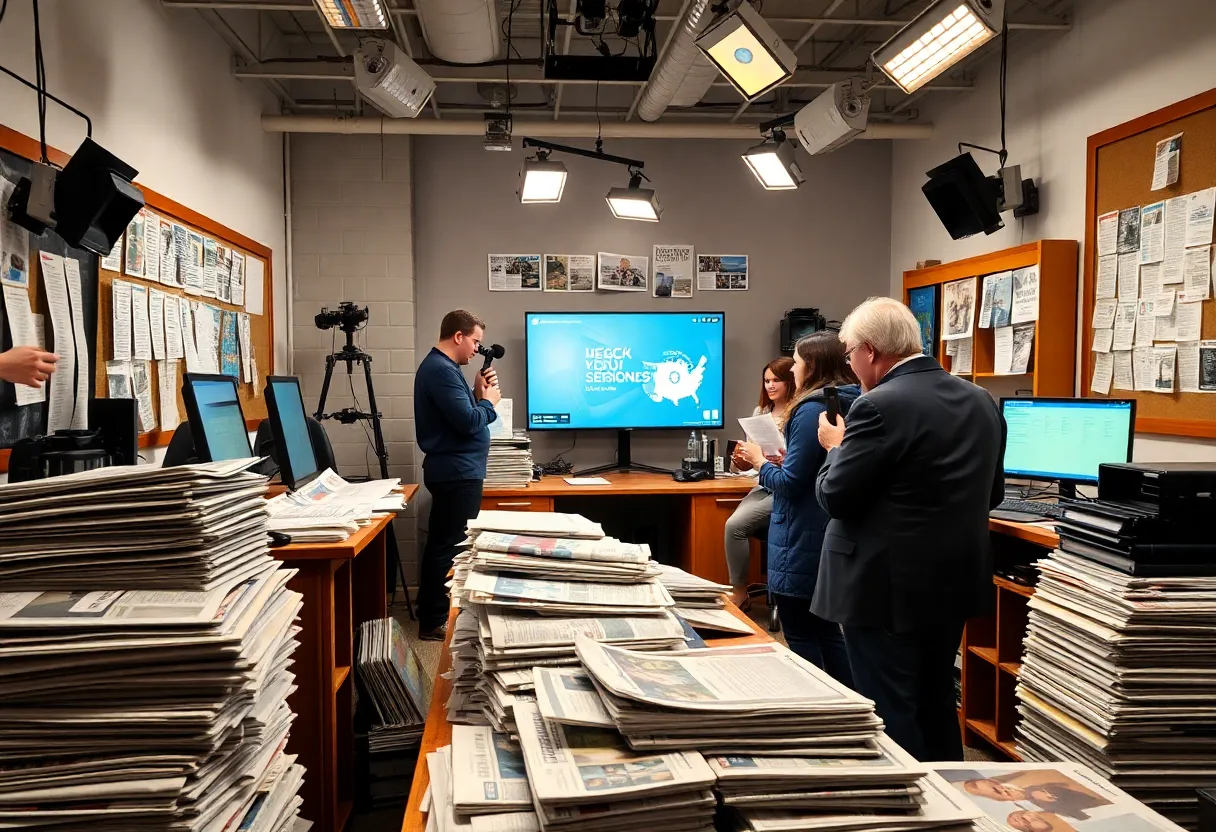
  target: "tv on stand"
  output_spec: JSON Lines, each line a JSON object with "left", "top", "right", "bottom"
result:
{"left": 525, "top": 311, "right": 726, "bottom": 476}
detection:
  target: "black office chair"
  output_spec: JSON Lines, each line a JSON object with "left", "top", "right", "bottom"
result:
{"left": 164, "top": 422, "right": 278, "bottom": 476}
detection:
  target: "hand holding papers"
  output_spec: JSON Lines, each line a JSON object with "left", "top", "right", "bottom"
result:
{"left": 739, "top": 412, "right": 786, "bottom": 457}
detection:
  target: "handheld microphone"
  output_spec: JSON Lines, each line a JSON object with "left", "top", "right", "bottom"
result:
{"left": 477, "top": 343, "right": 505, "bottom": 384}
{"left": 824, "top": 385, "right": 841, "bottom": 425}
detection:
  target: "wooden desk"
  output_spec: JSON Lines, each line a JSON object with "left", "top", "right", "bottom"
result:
{"left": 400, "top": 601, "right": 771, "bottom": 832}
{"left": 483, "top": 473, "right": 762, "bottom": 586}
{"left": 274, "top": 483, "right": 419, "bottom": 832}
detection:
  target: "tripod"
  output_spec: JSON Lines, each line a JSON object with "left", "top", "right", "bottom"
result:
{"left": 315, "top": 327, "right": 415, "bottom": 620}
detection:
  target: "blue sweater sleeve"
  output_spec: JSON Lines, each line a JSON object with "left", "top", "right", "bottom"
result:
{"left": 758, "top": 401, "right": 827, "bottom": 500}
{"left": 431, "top": 365, "right": 497, "bottom": 436}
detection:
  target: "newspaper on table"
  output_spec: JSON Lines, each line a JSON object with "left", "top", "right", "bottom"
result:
{"left": 468, "top": 511, "right": 606, "bottom": 540}
{"left": 472, "top": 532, "right": 651, "bottom": 565}
{"left": 486, "top": 430, "right": 534, "bottom": 489}
{"left": 675, "top": 606, "right": 754, "bottom": 635}
{"left": 462, "top": 572, "right": 674, "bottom": 615}
{"left": 266, "top": 468, "right": 401, "bottom": 530}
{"left": 654, "top": 563, "right": 731, "bottom": 608}
{"left": 451, "top": 725, "right": 533, "bottom": 814}
{"left": 709, "top": 735, "right": 925, "bottom": 795}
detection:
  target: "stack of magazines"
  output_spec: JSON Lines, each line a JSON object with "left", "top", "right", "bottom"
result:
{"left": 357, "top": 617, "right": 430, "bottom": 753}
{"left": 0, "top": 461, "right": 306, "bottom": 832}
{"left": 486, "top": 431, "right": 535, "bottom": 489}
{"left": 1016, "top": 550, "right": 1216, "bottom": 828}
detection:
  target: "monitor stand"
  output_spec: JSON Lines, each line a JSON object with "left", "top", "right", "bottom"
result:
{"left": 576, "top": 430, "right": 672, "bottom": 477}
{"left": 1057, "top": 481, "right": 1078, "bottom": 500}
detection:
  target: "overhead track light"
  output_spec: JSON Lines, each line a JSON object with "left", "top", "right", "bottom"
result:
{"left": 606, "top": 172, "right": 662, "bottom": 222}
{"left": 873, "top": 0, "right": 1004, "bottom": 94}
{"left": 695, "top": 1, "right": 798, "bottom": 101}
{"left": 314, "top": 0, "right": 388, "bottom": 29}
{"left": 742, "top": 131, "right": 803, "bottom": 191}
{"left": 519, "top": 152, "right": 568, "bottom": 204}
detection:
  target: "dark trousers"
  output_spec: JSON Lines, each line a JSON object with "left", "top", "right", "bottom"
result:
{"left": 773, "top": 593, "right": 854, "bottom": 688}
{"left": 418, "top": 478, "right": 484, "bottom": 631}
{"left": 842, "top": 619, "right": 966, "bottom": 762}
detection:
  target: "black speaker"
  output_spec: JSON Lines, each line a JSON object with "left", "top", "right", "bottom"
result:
{"left": 923, "top": 152, "right": 1003, "bottom": 240}
{"left": 54, "top": 138, "right": 144, "bottom": 256}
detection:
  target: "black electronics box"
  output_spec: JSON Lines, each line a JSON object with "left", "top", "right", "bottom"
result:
{"left": 1098, "top": 462, "right": 1216, "bottom": 525}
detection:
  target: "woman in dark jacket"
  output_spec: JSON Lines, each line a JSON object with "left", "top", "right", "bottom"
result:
{"left": 733, "top": 331, "right": 860, "bottom": 684}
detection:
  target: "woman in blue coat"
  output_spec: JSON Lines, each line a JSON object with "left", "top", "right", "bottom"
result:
{"left": 733, "top": 331, "right": 860, "bottom": 684}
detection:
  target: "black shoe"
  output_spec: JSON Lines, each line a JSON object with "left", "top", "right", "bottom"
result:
{"left": 418, "top": 623, "right": 448, "bottom": 642}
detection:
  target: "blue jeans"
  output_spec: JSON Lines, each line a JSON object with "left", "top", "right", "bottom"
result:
{"left": 773, "top": 593, "right": 854, "bottom": 688}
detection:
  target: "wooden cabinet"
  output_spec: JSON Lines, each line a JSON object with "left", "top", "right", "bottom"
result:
{"left": 687, "top": 494, "right": 765, "bottom": 587}
{"left": 481, "top": 496, "right": 554, "bottom": 512}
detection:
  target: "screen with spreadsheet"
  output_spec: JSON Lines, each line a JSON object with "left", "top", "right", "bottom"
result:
{"left": 1001, "top": 398, "right": 1135, "bottom": 483}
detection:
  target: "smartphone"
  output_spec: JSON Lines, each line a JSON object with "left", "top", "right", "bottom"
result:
{"left": 726, "top": 439, "right": 740, "bottom": 459}
{"left": 824, "top": 386, "right": 841, "bottom": 425}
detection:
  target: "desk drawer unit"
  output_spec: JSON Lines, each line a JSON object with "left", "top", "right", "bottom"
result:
{"left": 481, "top": 496, "right": 554, "bottom": 512}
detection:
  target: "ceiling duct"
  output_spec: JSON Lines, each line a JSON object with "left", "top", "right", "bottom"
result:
{"left": 636, "top": 0, "right": 717, "bottom": 122}
{"left": 413, "top": 0, "right": 501, "bottom": 64}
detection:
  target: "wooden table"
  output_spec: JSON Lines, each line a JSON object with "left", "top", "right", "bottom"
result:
{"left": 400, "top": 601, "right": 771, "bottom": 832}
{"left": 483, "top": 472, "right": 763, "bottom": 586}
{"left": 273, "top": 483, "right": 419, "bottom": 832}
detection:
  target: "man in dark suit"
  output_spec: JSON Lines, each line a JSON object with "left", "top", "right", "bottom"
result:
{"left": 813, "top": 297, "right": 1006, "bottom": 761}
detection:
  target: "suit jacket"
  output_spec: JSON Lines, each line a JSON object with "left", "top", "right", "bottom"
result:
{"left": 811, "top": 356, "right": 1006, "bottom": 631}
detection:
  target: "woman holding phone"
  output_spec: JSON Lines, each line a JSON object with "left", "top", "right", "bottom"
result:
{"left": 724, "top": 357, "right": 794, "bottom": 609}
{"left": 733, "top": 332, "right": 859, "bottom": 682}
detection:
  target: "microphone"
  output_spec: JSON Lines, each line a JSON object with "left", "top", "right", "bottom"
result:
{"left": 477, "top": 343, "right": 505, "bottom": 384}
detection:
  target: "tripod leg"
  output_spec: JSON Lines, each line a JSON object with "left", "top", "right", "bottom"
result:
{"left": 385, "top": 527, "right": 416, "bottom": 620}
{"left": 361, "top": 357, "right": 392, "bottom": 480}
{"left": 315, "top": 354, "right": 337, "bottom": 420}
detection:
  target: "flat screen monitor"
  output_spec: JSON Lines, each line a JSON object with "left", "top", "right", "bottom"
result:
{"left": 525, "top": 311, "right": 726, "bottom": 431}
{"left": 1001, "top": 397, "right": 1135, "bottom": 484}
{"left": 264, "top": 375, "right": 320, "bottom": 489}
{"left": 182, "top": 373, "right": 253, "bottom": 462}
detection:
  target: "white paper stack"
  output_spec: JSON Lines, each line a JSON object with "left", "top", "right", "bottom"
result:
{"left": 265, "top": 469, "right": 401, "bottom": 543}
{"left": 0, "top": 459, "right": 274, "bottom": 590}
{"left": 357, "top": 617, "right": 430, "bottom": 753}
{"left": 654, "top": 563, "right": 732, "bottom": 609}
{"left": 1016, "top": 551, "right": 1216, "bottom": 828}
{"left": 486, "top": 432, "right": 535, "bottom": 489}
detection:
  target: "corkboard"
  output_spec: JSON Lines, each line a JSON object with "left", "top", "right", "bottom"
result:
{"left": 1082, "top": 87, "right": 1216, "bottom": 438}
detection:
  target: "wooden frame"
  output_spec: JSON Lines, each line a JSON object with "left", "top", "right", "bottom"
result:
{"left": 0, "top": 124, "right": 274, "bottom": 471}
{"left": 1081, "top": 87, "right": 1216, "bottom": 439}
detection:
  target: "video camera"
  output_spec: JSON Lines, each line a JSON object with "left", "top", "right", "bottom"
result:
{"left": 314, "top": 301, "right": 369, "bottom": 333}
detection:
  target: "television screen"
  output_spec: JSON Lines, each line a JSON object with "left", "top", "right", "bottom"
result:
{"left": 526, "top": 311, "right": 726, "bottom": 431}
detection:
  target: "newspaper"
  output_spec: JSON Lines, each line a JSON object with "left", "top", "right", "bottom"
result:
{"left": 468, "top": 511, "right": 605, "bottom": 540}
{"left": 709, "top": 735, "right": 925, "bottom": 792}
{"left": 512, "top": 700, "right": 716, "bottom": 804}
{"left": 676, "top": 607, "right": 754, "bottom": 634}
{"left": 472, "top": 532, "right": 650, "bottom": 564}
{"left": 268, "top": 469, "right": 399, "bottom": 521}
{"left": 533, "top": 667, "right": 614, "bottom": 727}
{"left": 486, "top": 610, "right": 685, "bottom": 649}
{"left": 451, "top": 725, "right": 533, "bottom": 813}
{"left": 463, "top": 573, "right": 674, "bottom": 611}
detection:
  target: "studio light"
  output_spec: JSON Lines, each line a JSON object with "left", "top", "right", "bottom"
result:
{"left": 695, "top": 1, "right": 798, "bottom": 101}
{"left": 354, "top": 39, "right": 435, "bottom": 118}
{"left": 793, "top": 80, "right": 870, "bottom": 156}
{"left": 313, "top": 0, "right": 388, "bottom": 29}
{"left": 606, "top": 173, "right": 662, "bottom": 222}
{"left": 873, "top": 0, "right": 1004, "bottom": 94}
{"left": 519, "top": 154, "right": 568, "bottom": 204}
{"left": 742, "top": 133, "right": 803, "bottom": 191}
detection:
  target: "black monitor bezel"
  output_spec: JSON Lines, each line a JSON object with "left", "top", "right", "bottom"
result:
{"left": 181, "top": 372, "right": 252, "bottom": 463}
{"left": 264, "top": 375, "right": 319, "bottom": 490}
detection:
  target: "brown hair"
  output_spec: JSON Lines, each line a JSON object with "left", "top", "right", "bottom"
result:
{"left": 785, "top": 331, "right": 859, "bottom": 427}
{"left": 439, "top": 309, "right": 485, "bottom": 340}
{"left": 757, "top": 357, "right": 795, "bottom": 413}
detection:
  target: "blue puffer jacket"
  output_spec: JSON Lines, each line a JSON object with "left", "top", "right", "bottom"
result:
{"left": 759, "top": 384, "right": 862, "bottom": 599}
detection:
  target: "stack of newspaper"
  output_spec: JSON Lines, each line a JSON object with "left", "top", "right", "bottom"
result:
{"left": 514, "top": 700, "right": 719, "bottom": 832}
{"left": 0, "top": 459, "right": 274, "bottom": 590}
{"left": 1015, "top": 550, "right": 1216, "bottom": 828}
{"left": 655, "top": 563, "right": 731, "bottom": 608}
{"left": 486, "top": 431, "right": 535, "bottom": 489}
{"left": 265, "top": 469, "right": 403, "bottom": 543}
{"left": 556, "top": 637, "right": 883, "bottom": 756}
{"left": 357, "top": 617, "right": 430, "bottom": 753}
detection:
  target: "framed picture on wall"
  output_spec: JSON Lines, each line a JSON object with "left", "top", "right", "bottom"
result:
{"left": 907, "top": 284, "right": 939, "bottom": 356}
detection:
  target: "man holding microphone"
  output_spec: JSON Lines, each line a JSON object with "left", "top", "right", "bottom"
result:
{"left": 414, "top": 310, "right": 501, "bottom": 641}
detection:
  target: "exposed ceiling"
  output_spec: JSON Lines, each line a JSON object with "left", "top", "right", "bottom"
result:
{"left": 165, "top": 0, "right": 1071, "bottom": 127}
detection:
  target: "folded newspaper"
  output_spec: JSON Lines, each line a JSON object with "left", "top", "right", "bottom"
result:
{"left": 468, "top": 511, "right": 606, "bottom": 540}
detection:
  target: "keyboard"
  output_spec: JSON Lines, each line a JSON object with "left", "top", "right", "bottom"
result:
{"left": 991, "top": 499, "right": 1064, "bottom": 520}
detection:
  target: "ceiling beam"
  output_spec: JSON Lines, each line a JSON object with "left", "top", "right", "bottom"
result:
{"left": 195, "top": 8, "right": 297, "bottom": 108}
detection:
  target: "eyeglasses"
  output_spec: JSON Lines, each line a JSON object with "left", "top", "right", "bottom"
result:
{"left": 844, "top": 345, "right": 861, "bottom": 364}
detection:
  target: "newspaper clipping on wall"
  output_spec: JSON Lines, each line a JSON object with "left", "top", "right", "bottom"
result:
{"left": 696, "top": 255, "right": 748, "bottom": 291}
{"left": 597, "top": 252, "right": 649, "bottom": 292}
{"left": 489, "top": 254, "right": 542, "bottom": 291}
{"left": 652, "top": 245, "right": 694, "bottom": 298}
{"left": 543, "top": 254, "right": 595, "bottom": 292}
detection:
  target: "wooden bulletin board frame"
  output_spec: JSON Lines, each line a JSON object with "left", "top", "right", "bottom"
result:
{"left": 1082, "top": 87, "right": 1216, "bottom": 439}
{"left": 0, "top": 124, "right": 274, "bottom": 470}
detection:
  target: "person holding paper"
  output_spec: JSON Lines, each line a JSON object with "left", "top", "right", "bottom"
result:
{"left": 414, "top": 309, "right": 501, "bottom": 641}
{"left": 813, "top": 297, "right": 1005, "bottom": 761}
{"left": 723, "top": 356, "right": 794, "bottom": 609}
{"left": 0, "top": 346, "right": 58, "bottom": 388}
{"left": 733, "top": 333, "right": 858, "bottom": 683}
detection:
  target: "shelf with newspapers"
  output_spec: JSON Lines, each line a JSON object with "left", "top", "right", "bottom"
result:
{"left": 902, "top": 240, "right": 1079, "bottom": 399}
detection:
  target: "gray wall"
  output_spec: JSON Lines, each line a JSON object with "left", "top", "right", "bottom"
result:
{"left": 413, "top": 136, "right": 893, "bottom": 470}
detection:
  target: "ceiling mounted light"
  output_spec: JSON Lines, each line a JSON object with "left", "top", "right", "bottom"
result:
{"left": 519, "top": 153, "right": 568, "bottom": 204}
{"left": 695, "top": 1, "right": 798, "bottom": 101}
{"left": 873, "top": 0, "right": 1004, "bottom": 94}
{"left": 606, "top": 173, "right": 661, "bottom": 222}
{"left": 742, "top": 132, "right": 803, "bottom": 191}
{"left": 314, "top": 0, "right": 388, "bottom": 29}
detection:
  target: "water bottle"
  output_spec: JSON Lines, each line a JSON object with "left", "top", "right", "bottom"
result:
{"left": 686, "top": 431, "right": 698, "bottom": 463}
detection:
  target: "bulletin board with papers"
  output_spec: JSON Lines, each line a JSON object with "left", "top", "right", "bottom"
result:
{"left": 1083, "top": 87, "right": 1216, "bottom": 438}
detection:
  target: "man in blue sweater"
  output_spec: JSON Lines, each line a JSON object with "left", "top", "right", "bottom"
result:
{"left": 414, "top": 309, "right": 500, "bottom": 640}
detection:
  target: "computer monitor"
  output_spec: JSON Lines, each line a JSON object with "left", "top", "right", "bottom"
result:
{"left": 1001, "top": 397, "right": 1136, "bottom": 489}
{"left": 264, "top": 375, "right": 320, "bottom": 489}
{"left": 181, "top": 373, "right": 253, "bottom": 462}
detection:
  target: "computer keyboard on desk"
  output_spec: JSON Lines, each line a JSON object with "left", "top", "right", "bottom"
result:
{"left": 990, "top": 499, "right": 1064, "bottom": 521}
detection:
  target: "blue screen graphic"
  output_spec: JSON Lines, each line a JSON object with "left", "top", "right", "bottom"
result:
{"left": 271, "top": 379, "right": 319, "bottom": 484}
{"left": 191, "top": 378, "right": 252, "bottom": 461}
{"left": 526, "top": 312, "right": 725, "bottom": 430}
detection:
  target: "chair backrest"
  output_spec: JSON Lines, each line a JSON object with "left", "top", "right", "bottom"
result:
{"left": 254, "top": 416, "right": 337, "bottom": 475}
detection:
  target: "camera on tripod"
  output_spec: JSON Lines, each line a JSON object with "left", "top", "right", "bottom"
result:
{"left": 314, "top": 301, "right": 369, "bottom": 333}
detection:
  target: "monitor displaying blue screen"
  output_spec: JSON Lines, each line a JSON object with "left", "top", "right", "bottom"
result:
{"left": 526, "top": 312, "right": 726, "bottom": 430}
{"left": 1002, "top": 398, "right": 1134, "bottom": 483}
{"left": 268, "top": 377, "right": 319, "bottom": 486}
{"left": 190, "top": 378, "right": 253, "bottom": 461}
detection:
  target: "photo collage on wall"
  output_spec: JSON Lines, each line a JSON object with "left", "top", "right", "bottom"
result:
{"left": 487, "top": 249, "right": 749, "bottom": 297}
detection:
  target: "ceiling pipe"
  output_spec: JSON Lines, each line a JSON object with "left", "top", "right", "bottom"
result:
{"left": 261, "top": 114, "right": 933, "bottom": 140}
{"left": 634, "top": 0, "right": 717, "bottom": 123}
